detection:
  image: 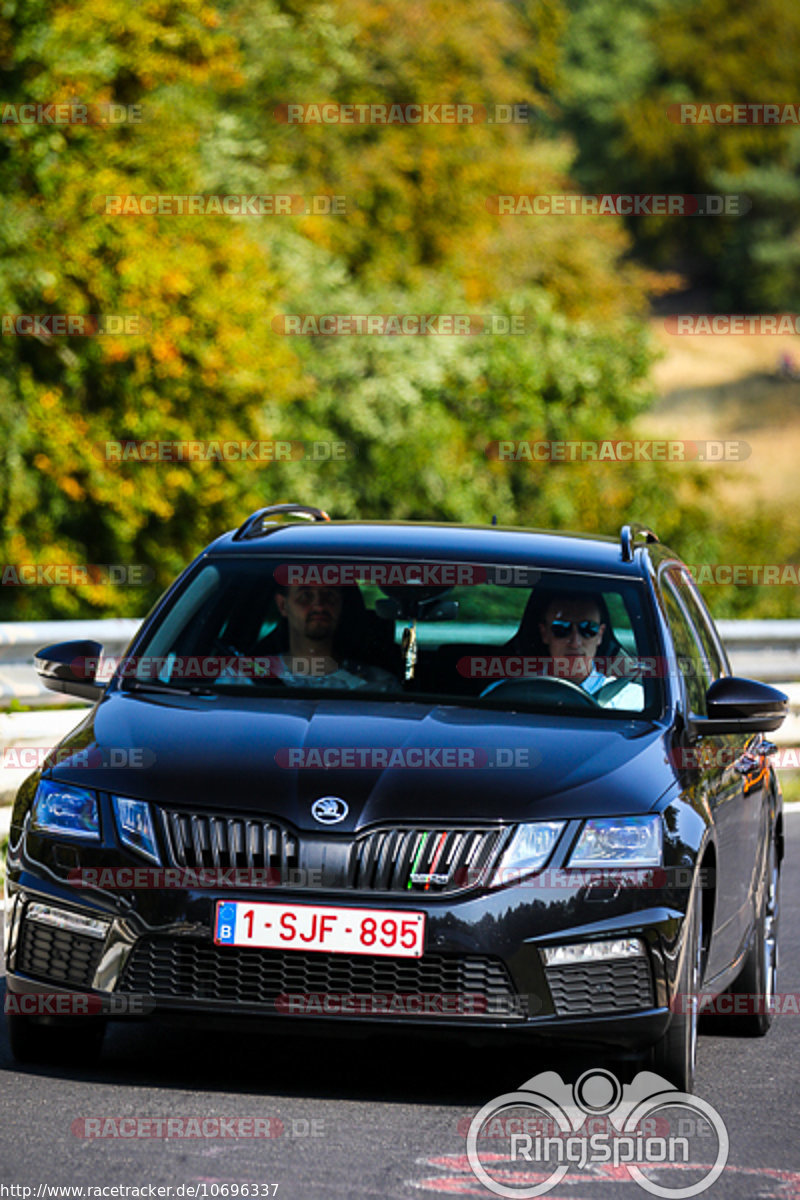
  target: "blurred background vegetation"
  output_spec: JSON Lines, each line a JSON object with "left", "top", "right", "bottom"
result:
{"left": 1, "top": 0, "right": 799, "bottom": 621}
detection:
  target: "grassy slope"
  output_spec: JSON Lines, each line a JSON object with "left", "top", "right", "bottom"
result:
{"left": 637, "top": 320, "right": 800, "bottom": 506}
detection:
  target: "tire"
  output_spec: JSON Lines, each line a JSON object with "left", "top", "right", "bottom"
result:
{"left": 651, "top": 885, "right": 702, "bottom": 1092}
{"left": 7, "top": 1014, "right": 106, "bottom": 1065}
{"left": 713, "top": 828, "right": 779, "bottom": 1037}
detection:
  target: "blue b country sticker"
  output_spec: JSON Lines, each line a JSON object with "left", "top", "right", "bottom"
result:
{"left": 215, "top": 902, "right": 237, "bottom": 944}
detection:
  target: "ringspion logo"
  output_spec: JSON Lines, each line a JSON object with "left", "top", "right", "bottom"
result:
{"left": 466, "top": 1069, "right": 728, "bottom": 1197}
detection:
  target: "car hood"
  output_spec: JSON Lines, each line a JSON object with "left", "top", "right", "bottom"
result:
{"left": 48, "top": 691, "right": 674, "bottom": 830}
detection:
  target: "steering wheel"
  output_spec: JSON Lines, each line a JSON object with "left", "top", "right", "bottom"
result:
{"left": 479, "top": 676, "right": 599, "bottom": 708}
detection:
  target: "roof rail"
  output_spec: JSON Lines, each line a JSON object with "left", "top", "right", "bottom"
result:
{"left": 620, "top": 523, "right": 660, "bottom": 563}
{"left": 233, "top": 503, "right": 331, "bottom": 541}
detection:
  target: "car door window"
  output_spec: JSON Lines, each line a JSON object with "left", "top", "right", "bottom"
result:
{"left": 668, "top": 566, "right": 728, "bottom": 679}
{"left": 660, "top": 575, "right": 711, "bottom": 715}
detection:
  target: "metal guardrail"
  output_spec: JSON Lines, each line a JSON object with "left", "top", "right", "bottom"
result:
{"left": 0, "top": 618, "right": 142, "bottom": 706}
{"left": 716, "top": 620, "right": 800, "bottom": 682}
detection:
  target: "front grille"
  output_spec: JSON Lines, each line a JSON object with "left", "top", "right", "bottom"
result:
{"left": 16, "top": 919, "right": 103, "bottom": 989}
{"left": 164, "top": 811, "right": 299, "bottom": 879}
{"left": 119, "top": 938, "right": 522, "bottom": 1019}
{"left": 349, "top": 827, "right": 506, "bottom": 894}
{"left": 545, "top": 958, "right": 654, "bottom": 1016}
{"left": 162, "top": 807, "right": 505, "bottom": 895}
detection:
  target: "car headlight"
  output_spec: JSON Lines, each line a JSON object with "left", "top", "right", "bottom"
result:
{"left": 112, "top": 796, "right": 160, "bottom": 863}
{"left": 30, "top": 779, "right": 100, "bottom": 840}
{"left": 568, "top": 816, "right": 662, "bottom": 868}
{"left": 490, "top": 821, "right": 565, "bottom": 887}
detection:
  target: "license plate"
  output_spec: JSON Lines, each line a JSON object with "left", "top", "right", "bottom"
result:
{"left": 214, "top": 900, "right": 426, "bottom": 958}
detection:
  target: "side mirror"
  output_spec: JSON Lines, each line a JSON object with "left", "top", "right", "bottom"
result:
{"left": 34, "top": 640, "right": 106, "bottom": 702}
{"left": 691, "top": 676, "right": 789, "bottom": 735}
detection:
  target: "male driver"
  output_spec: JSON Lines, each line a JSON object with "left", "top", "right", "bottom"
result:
{"left": 538, "top": 592, "right": 643, "bottom": 709}
{"left": 274, "top": 583, "right": 399, "bottom": 690}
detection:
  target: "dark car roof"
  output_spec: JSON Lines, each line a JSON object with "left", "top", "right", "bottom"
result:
{"left": 202, "top": 520, "right": 672, "bottom": 579}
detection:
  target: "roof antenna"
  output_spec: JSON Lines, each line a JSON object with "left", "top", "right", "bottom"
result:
{"left": 491, "top": 514, "right": 498, "bottom": 526}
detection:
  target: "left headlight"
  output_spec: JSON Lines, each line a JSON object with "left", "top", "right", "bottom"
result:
{"left": 568, "top": 815, "right": 662, "bottom": 868}
{"left": 490, "top": 821, "right": 565, "bottom": 887}
{"left": 31, "top": 779, "right": 100, "bottom": 840}
{"left": 112, "top": 796, "right": 160, "bottom": 863}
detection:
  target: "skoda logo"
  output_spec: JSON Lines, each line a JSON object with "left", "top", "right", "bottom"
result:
{"left": 311, "top": 796, "right": 349, "bottom": 825}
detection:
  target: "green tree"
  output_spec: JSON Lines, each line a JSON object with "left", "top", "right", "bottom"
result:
{"left": 0, "top": 0, "right": 304, "bottom": 617}
{"left": 555, "top": 0, "right": 800, "bottom": 306}
{"left": 0, "top": 0, "right": 717, "bottom": 624}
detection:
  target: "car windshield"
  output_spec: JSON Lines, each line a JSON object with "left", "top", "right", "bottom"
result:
{"left": 120, "top": 557, "right": 663, "bottom": 716}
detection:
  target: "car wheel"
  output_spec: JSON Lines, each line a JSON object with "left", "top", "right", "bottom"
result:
{"left": 7, "top": 1015, "right": 106, "bottom": 1065}
{"left": 712, "top": 828, "right": 779, "bottom": 1037}
{"left": 651, "top": 886, "right": 702, "bottom": 1092}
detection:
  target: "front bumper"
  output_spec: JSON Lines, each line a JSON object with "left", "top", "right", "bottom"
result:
{"left": 4, "top": 852, "right": 686, "bottom": 1052}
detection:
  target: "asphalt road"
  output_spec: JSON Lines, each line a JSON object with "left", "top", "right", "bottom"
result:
{"left": 2, "top": 812, "right": 799, "bottom": 1200}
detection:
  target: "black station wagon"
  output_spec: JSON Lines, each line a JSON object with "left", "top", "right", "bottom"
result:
{"left": 3, "top": 507, "right": 788, "bottom": 1090}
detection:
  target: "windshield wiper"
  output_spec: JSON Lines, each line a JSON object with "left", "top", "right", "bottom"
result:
{"left": 120, "top": 678, "right": 217, "bottom": 697}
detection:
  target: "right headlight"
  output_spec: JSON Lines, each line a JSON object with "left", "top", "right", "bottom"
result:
{"left": 489, "top": 821, "right": 565, "bottom": 887}
{"left": 568, "top": 815, "right": 662, "bottom": 868}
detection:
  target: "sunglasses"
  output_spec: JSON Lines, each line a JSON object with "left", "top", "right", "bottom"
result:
{"left": 548, "top": 619, "right": 601, "bottom": 639}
